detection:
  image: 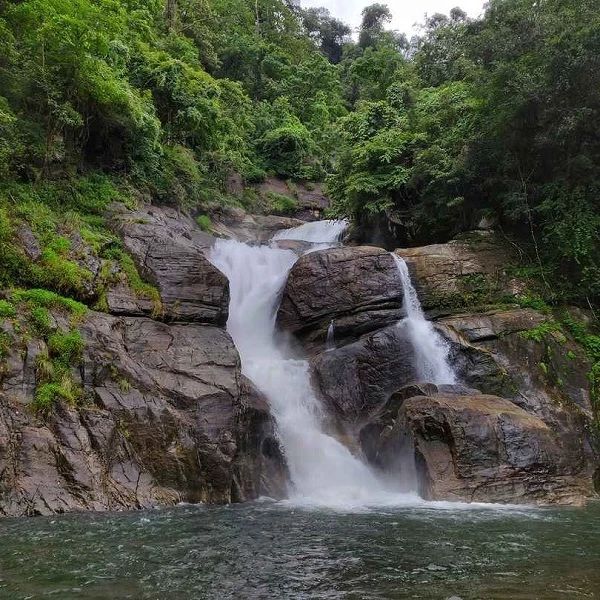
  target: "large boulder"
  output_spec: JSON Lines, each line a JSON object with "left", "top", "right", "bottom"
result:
{"left": 438, "top": 308, "right": 593, "bottom": 419}
{"left": 396, "top": 231, "right": 518, "bottom": 312}
{"left": 278, "top": 246, "right": 404, "bottom": 353}
{"left": 110, "top": 204, "right": 229, "bottom": 324}
{"left": 310, "top": 324, "right": 415, "bottom": 426}
{"left": 255, "top": 177, "right": 330, "bottom": 221}
{"left": 387, "top": 394, "right": 593, "bottom": 505}
{"left": 0, "top": 310, "right": 286, "bottom": 517}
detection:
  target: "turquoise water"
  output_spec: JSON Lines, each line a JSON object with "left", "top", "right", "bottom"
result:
{"left": 0, "top": 501, "right": 599, "bottom": 599}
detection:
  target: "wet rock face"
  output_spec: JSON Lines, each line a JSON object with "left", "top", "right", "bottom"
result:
{"left": 439, "top": 308, "right": 593, "bottom": 419}
{"left": 278, "top": 246, "right": 404, "bottom": 354}
{"left": 396, "top": 231, "right": 516, "bottom": 311}
{"left": 360, "top": 390, "right": 592, "bottom": 506}
{"left": 299, "top": 239, "right": 597, "bottom": 506}
{"left": 310, "top": 325, "right": 415, "bottom": 426}
{"left": 395, "top": 394, "right": 592, "bottom": 505}
{"left": 0, "top": 311, "right": 286, "bottom": 517}
{"left": 110, "top": 204, "right": 229, "bottom": 325}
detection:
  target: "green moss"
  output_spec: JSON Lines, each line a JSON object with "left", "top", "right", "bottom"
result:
{"left": 0, "top": 178, "right": 127, "bottom": 299}
{"left": 519, "top": 320, "right": 562, "bottom": 343}
{"left": 519, "top": 309, "right": 600, "bottom": 410}
{"left": 590, "top": 363, "right": 600, "bottom": 407}
{"left": 34, "top": 380, "right": 79, "bottom": 413}
{"left": 30, "top": 329, "right": 84, "bottom": 414}
{"left": 195, "top": 214, "right": 213, "bottom": 232}
{"left": 513, "top": 294, "right": 552, "bottom": 313}
{"left": 0, "top": 299, "right": 15, "bottom": 318}
{"left": 266, "top": 191, "right": 298, "bottom": 215}
{"left": 30, "top": 306, "right": 53, "bottom": 333}
{"left": 118, "top": 378, "right": 131, "bottom": 393}
{"left": 118, "top": 252, "right": 162, "bottom": 317}
{"left": 560, "top": 312, "right": 600, "bottom": 406}
{"left": 11, "top": 289, "right": 87, "bottom": 321}
{"left": 38, "top": 247, "right": 92, "bottom": 295}
{"left": 0, "top": 331, "right": 11, "bottom": 359}
{"left": 47, "top": 330, "right": 84, "bottom": 368}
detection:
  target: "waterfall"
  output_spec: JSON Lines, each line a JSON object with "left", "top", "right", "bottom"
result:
{"left": 271, "top": 220, "right": 348, "bottom": 244}
{"left": 392, "top": 254, "right": 456, "bottom": 385}
{"left": 210, "top": 221, "right": 408, "bottom": 508}
{"left": 326, "top": 320, "right": 336, "bottom": 352}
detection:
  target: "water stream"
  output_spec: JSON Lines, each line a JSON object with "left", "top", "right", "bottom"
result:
{"left": 325, "top": 320, "right": 335, "bottom": 352}
{"left": 210, "top": 221, "right": 410, "bottom": 508}
{"left": 392, "top": 254, "right": 456, "bottom": 385}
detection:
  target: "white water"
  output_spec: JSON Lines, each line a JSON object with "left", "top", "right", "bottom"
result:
{"left": 392, "top": 254, "right": 457, "bottom": 385}
{"left": 325, "top": 320, "right": 336, "bottom": 352}
{"left": 210, "top": 221, "right": 416, "bottom": 508}
{"left": 271, "top": 219, "right": 348, "bottom": 243}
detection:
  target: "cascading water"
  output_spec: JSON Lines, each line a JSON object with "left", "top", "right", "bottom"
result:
{"left": 325, "top": 320, "right": 336, "bottom": 352}
{"left": 271, "top": 220, "right": 348, "bottom": 243}
{"left": 210, "top": 221, "right": 412, "bottom": 508}
{"left": 392, "top": 254, "right": 457, "bottom": 385}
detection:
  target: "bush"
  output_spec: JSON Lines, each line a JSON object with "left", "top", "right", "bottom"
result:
{"left": 259, "top": 122, "right": 315, "bottom": 179}
{"left": 266, "top": 192, "right": 298, "bottom": 215}
{"left": 0, "top": 299, "right": 15, "bottom": 318}
{"left": 195, "top": 214, "right": 213, "bottom": 232}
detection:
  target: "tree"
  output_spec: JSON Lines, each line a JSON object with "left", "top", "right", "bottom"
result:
{"left": 358, "top": 3, "right": 392, "bottom": 49}
{"left": 301, "top": 7, "right": 351, "bottom": 63}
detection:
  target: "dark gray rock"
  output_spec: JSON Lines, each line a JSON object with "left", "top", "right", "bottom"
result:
{"left": 438, "top": 309, "right": 593, "bottom": 419}
{"left": 211, "top": 205, "right": 305, "bottom": 243}
{"left": 105, "top": 284, "right": 156, "bottom": 317}
{"left": 16, "top": 225, "right": 41, "bottom": 260}
{"left": 393, "top": 394, "right": 592, "bottom": 505}
{"left": 278, "top": 246, "right": 404, "bottom": 354}
{"left": 110, "top": 204, "right": 229, "bottom": 325}
{"left": 69, "top": 231, "right": 103, "bottom": 300}
{"left": 310, "top": 324, "right": 415, "bottom": 426}
{"left": 359, "top": 382, "right": 438, "bottom": 467}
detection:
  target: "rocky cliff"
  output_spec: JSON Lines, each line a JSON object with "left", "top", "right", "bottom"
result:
{"left": 0, "top": 204, "right": 288, "bottom": 517}
{"left": 0, "top": 199, "right": 597, "bottom": 515}
{"left": 277, "top": 232, "right": 598, "bottom": 505}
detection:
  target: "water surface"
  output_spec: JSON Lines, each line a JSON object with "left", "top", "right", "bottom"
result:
{"left": 1, "top": 501, "right": 599, "bottom": 599}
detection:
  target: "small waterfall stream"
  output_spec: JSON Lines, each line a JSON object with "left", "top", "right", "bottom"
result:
{"left": 392, "top": 254, "right": 457, "bottom": 385}
{"left": 210, "top": 221, "right": 408, "bottom": 507}
{"left": 325, "top": 320, "right": 336, "bottom": 352}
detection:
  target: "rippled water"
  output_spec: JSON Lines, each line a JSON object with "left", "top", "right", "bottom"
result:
{"left": 1, "top": 501, "right": 599, "bottom": 599}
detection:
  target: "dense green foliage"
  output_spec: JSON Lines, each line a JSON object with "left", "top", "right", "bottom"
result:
{"left": 328, "top": 0, "right": 600, "bottom": 307}
{"left": 0, "top": 0, "right": 598, "bottom": 313}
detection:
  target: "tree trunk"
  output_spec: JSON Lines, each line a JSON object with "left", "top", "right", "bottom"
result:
{"left": 165, "top": 0, "right": 177, "bottom": 30}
